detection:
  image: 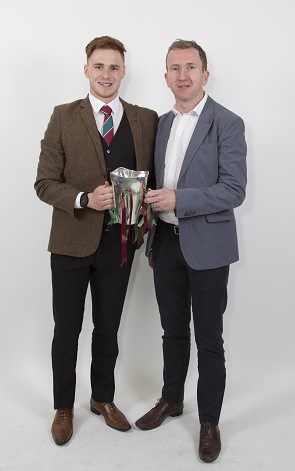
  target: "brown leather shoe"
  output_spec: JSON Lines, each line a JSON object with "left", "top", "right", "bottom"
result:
{"left": 198, "top": 423, "right": 221, "bottom": 463}
{"left": 90, "top": 398, "right": 131, "bottom": 431}
{"left": 135, "top": 398, "right": 183, "bottom": 430}
{"left": 51, "top": 408, "right": 73, "bottom": 446}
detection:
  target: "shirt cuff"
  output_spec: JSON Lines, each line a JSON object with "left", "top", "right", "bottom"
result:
{"left": 74, "top": 192, "right": 84, "bottom": 208}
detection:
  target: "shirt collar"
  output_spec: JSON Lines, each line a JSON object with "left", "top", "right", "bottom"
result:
{"left": 88, "top": 93, "right": 121, "bottom": 114}
{"left": 172, "top": 92, "right": 208, "bottom": 117}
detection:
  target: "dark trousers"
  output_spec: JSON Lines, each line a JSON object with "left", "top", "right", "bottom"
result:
{"left": 50, "top": 224, "right": 136, "bottom": 409}
{"left": 152, "top": 221, "right": 229, "bottom": 426}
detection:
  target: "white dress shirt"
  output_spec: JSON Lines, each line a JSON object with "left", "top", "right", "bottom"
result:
{"left": 159, "top": 93, "right": 208, "bottom": 225}
{"left": 88, "top": 93, "right": 123, "bottom": 134}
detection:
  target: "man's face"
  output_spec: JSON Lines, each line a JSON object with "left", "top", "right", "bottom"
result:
{"left": 84, "top": 48, "right": 125, "bottom": 102}
{"left": 165, "top": 48, "right": 209, "bottom": 108}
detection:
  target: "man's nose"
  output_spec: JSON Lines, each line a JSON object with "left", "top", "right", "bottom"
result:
{"left": 179, "top": 67, "right": 187, "bottom": 79}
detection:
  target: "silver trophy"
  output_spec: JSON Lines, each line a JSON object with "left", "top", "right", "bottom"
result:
{"left": 109, "top": 167, "right": 149, "bottom": 225}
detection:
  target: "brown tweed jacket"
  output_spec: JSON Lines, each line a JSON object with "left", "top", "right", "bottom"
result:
{"left": 35, "top": 96, "right": 158, "bottom": 257}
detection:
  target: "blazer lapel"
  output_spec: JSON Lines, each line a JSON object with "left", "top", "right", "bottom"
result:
{"left": 178, "top": 96, "right": 215, "bottom": 181}
{"left": 79, "top": 96, "right": 105, "bottom": 170}
{"left": 121, "top": 99, "right": 143, "bottom": 170}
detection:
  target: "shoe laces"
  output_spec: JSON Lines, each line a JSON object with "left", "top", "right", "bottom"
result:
{"left": 153, "top": 398, "right": 165, "bottom": 409}
{"left": 103, "top": 402, "right": 114, "bottom": 414}
{"left": 200, "top": 423, "right": 216, "bottom": 444}
{"left": 57, "top": 409, "right": 71, "bottom": 422}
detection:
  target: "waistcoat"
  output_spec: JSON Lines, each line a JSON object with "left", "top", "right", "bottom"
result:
{"left": 100, "top": 111, "right": 136, "bottom": 183}
{"left": 100, "top": 112, "right": 136, "bottom": 226}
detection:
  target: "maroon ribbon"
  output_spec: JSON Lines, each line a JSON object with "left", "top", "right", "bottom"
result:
{"left": 128, "top": 187, "right": 133, "bottom": 228}
{"left": 120, "top": 193, "right": 127, "bottom": 265}
{"left": 120, "top": 188, "right": 133, "bottom": 265}
{"left": 140, "top": 200, "right": 154, "bottom": 232}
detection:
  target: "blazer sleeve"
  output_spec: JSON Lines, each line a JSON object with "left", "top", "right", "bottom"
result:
{"left": 34, "top": 106, "right": 83, "bottom": 216}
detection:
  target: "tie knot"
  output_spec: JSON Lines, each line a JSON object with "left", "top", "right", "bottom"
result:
{"left": 100, "top": 105, "right": 112, "bottom": 117}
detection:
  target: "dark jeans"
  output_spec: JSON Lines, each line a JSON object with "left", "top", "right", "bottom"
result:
{"left": 152, "top": 222, "right": 229, "bottom": 425}
{"left": 50, "top": 224, "right": 136, "bottom": 409}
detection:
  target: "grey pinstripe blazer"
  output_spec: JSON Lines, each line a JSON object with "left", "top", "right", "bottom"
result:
{"left": 146, "top": 95, "right": 247, "bottom": 270}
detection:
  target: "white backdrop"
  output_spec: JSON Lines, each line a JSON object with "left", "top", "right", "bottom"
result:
{"left": 1, "top": 0, "right": 294, "bottom": 469}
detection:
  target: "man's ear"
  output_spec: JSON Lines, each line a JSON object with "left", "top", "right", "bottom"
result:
{"left": 203, "top": 70, "right": 209, "bottom": 85}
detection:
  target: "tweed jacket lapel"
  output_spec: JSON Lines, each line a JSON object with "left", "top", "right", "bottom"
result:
{"left": 79, "top": 96, "right": 106, "bottom": 171}
{"left": 120, "top": 99, "right": 144, "bottom": 170}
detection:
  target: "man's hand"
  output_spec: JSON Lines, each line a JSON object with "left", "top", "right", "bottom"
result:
{"left": 88, "top": 181, "right": 114, "bottom": 211}
{"left": 144, "top": 188, "right": 176, "bottom": 212}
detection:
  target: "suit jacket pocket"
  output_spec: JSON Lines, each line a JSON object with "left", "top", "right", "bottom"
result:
{"left": 205, "top": 211, "right": 235, "bottom": 223}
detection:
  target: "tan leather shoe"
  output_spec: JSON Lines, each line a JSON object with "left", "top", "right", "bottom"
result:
{"left": 51, "top": 408, "right": 73, "bottom": 446}
{"left": 135, "top": 398, "right": 183, "bottom": 430}
{"left": 90, "top": 398, "right": 131, "bottom": 431}
{"left": 198, "top": 423, "right": 221, "bottom": 463}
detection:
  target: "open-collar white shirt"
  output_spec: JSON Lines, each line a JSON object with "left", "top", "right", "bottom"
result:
{"left": 160, "top": 92, "right": 208, "bottom": 225}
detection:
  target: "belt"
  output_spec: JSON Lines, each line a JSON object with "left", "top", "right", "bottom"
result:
{"left": 157, "top": 219, "right": 179, "bottom": 236}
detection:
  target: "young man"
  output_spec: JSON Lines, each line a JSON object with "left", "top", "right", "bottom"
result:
{"left": 136, "top": 40, "right": 247, "bottom": 463}
{"left": 35, "top": 36, "right": 157, "bottom": 445}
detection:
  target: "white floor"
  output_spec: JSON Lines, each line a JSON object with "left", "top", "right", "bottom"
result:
{"left": 1, "top": 356, "right": 294, "bottom": 471}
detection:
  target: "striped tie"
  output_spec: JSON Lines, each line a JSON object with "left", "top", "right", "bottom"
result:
{"left": 101, "top": 105, "right": 114, "bottom": 145}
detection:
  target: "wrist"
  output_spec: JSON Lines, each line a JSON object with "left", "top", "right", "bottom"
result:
{"left": 80, "top": 192, "right": 89, "bottom": 208}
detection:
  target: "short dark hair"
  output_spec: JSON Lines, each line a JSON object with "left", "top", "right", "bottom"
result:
{"left": 166, "top": 39, "right": 207, "bottom": 71}
{"left": 85, "top": 36, "right": 126, "bottom": 62}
